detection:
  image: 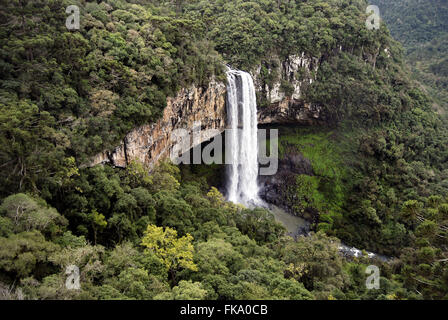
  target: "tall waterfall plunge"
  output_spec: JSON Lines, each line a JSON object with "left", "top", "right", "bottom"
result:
{"left": 226, "top": 68, "right": 262, "bottom": 207}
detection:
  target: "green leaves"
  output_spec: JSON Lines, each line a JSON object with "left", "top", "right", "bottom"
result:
{"left": 141, "top": 224, "right": 198, "bottom": 282}
{"left": 0, "top": 99, "right": 65, "bottom": 195}
{"left": 0, "top": 231, "right": 58, "bottom": 278}
{"left": 0, "top": 0, "right": 224, "bottom": 194}
{"left": 0, "top": 193, "right": 68, "bottom": 235}
{"left": 281, "top": 231, "right": 348, "bottom": 294}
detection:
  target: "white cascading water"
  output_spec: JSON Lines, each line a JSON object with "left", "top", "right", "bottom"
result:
{"left": 226, "top": 68, "right": 262, "bottom": 207}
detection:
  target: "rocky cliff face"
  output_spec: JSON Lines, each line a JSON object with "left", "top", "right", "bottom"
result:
{"left": 254, "top": 53, "right": 318, "bottom": 102}
{"left": 91, "top": 54, "right": 325, "bottom": 169}
{"left": 258, "top": 98, "right": 324, "bottom": 125}
{"left": 90, "top": 79, "right": 227, "bottom": 169}
{"left": 254, "top": 53, "right": 326, "bottom": 125}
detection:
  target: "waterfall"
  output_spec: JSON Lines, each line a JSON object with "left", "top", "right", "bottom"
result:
{"left": 226, "top": 68, "right": 262, "bottom": 207}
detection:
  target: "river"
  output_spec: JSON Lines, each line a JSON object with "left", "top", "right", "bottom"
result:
{"left": 268, "top": 204, "right": 390, "bottom": 262}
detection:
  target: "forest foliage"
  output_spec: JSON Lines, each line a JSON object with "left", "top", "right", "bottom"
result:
{"left": 0, "top": 0, "right": 447, "bottom": 300}
{"left": 371, "top": 0, "right": 448, "bottom": 113}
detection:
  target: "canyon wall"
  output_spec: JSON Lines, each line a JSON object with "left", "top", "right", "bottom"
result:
{"left": 90, "top": 79, "right": 227, "bottom": 169}
{"left": 91, "top": 54, "right": 325, "bottom": 169}
{"left": 255, "top": 53, "right": 325, "bottom": 125}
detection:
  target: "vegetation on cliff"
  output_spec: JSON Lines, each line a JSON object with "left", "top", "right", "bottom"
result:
{"left": 0, "top": 0, "right": 447, "bottom": 300}
{"left": 0, "top": 0, "right": 223, "bottom": 196}
{"left": 371, "top": 0, "right": 448, "bottom": 113}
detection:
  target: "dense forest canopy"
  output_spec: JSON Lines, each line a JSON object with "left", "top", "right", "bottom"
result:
{"left": 371, "top": 0, "right": 448, "bottom": 113}
{"left": 371, "top": 0, "right": 448, "bottom": 47}
{"left": 0, "top": 0, "right": 447, "bottom": 300}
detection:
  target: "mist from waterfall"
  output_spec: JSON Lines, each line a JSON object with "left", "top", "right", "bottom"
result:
{"left": 226, "top": 68, "right": 262, "bottom": 207}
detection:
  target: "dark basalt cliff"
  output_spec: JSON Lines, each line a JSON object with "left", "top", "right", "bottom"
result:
{"left": 258, "top": 149, "right": 318, "bottom": 223}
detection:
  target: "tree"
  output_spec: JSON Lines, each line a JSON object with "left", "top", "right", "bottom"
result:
{"left": 194, "top": 238, "right": 244, "bottom": 277}
{"left": 157, "top": 280, "right": 208, "bottom": 300}
{"left": 0, "top": 193, "right": 67, "bottom": 236}
{"left": 401, "top": 200, "right": 423, "bottom": 225}
{"left": 105, "top": 267, "right": 152, "bottom": 300}
{"left": 48, "top": 243, "right": 105, "bottom": 285}
{"left": 89, "top": 209, "right": 107, "bottom": 245}
{"left": 149, "top": 161, "right": 181, "bottom": 193}
{"left": 141, "top": 224, "right": 198, "bottom": 283}
{"left": 154, "top": 191, "right": 195, "bottom": 235}
{"left": 280, "top": 231, "right": 348, "bottom": 293}
{"left": 206, "top": 187, "right": 225, "bottom": 208}
{"left": 0, "top": 231, "right": 58, "bottom": 278}
{"left": 0, "top": 100, "right": 67, "bottom": 196}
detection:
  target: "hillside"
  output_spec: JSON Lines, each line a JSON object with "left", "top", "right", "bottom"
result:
{"left": 0, "top": 0, "right": 447, "bottom": 300}
{"left": 371, "top": 0, "right": 448, "bottom": 113}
